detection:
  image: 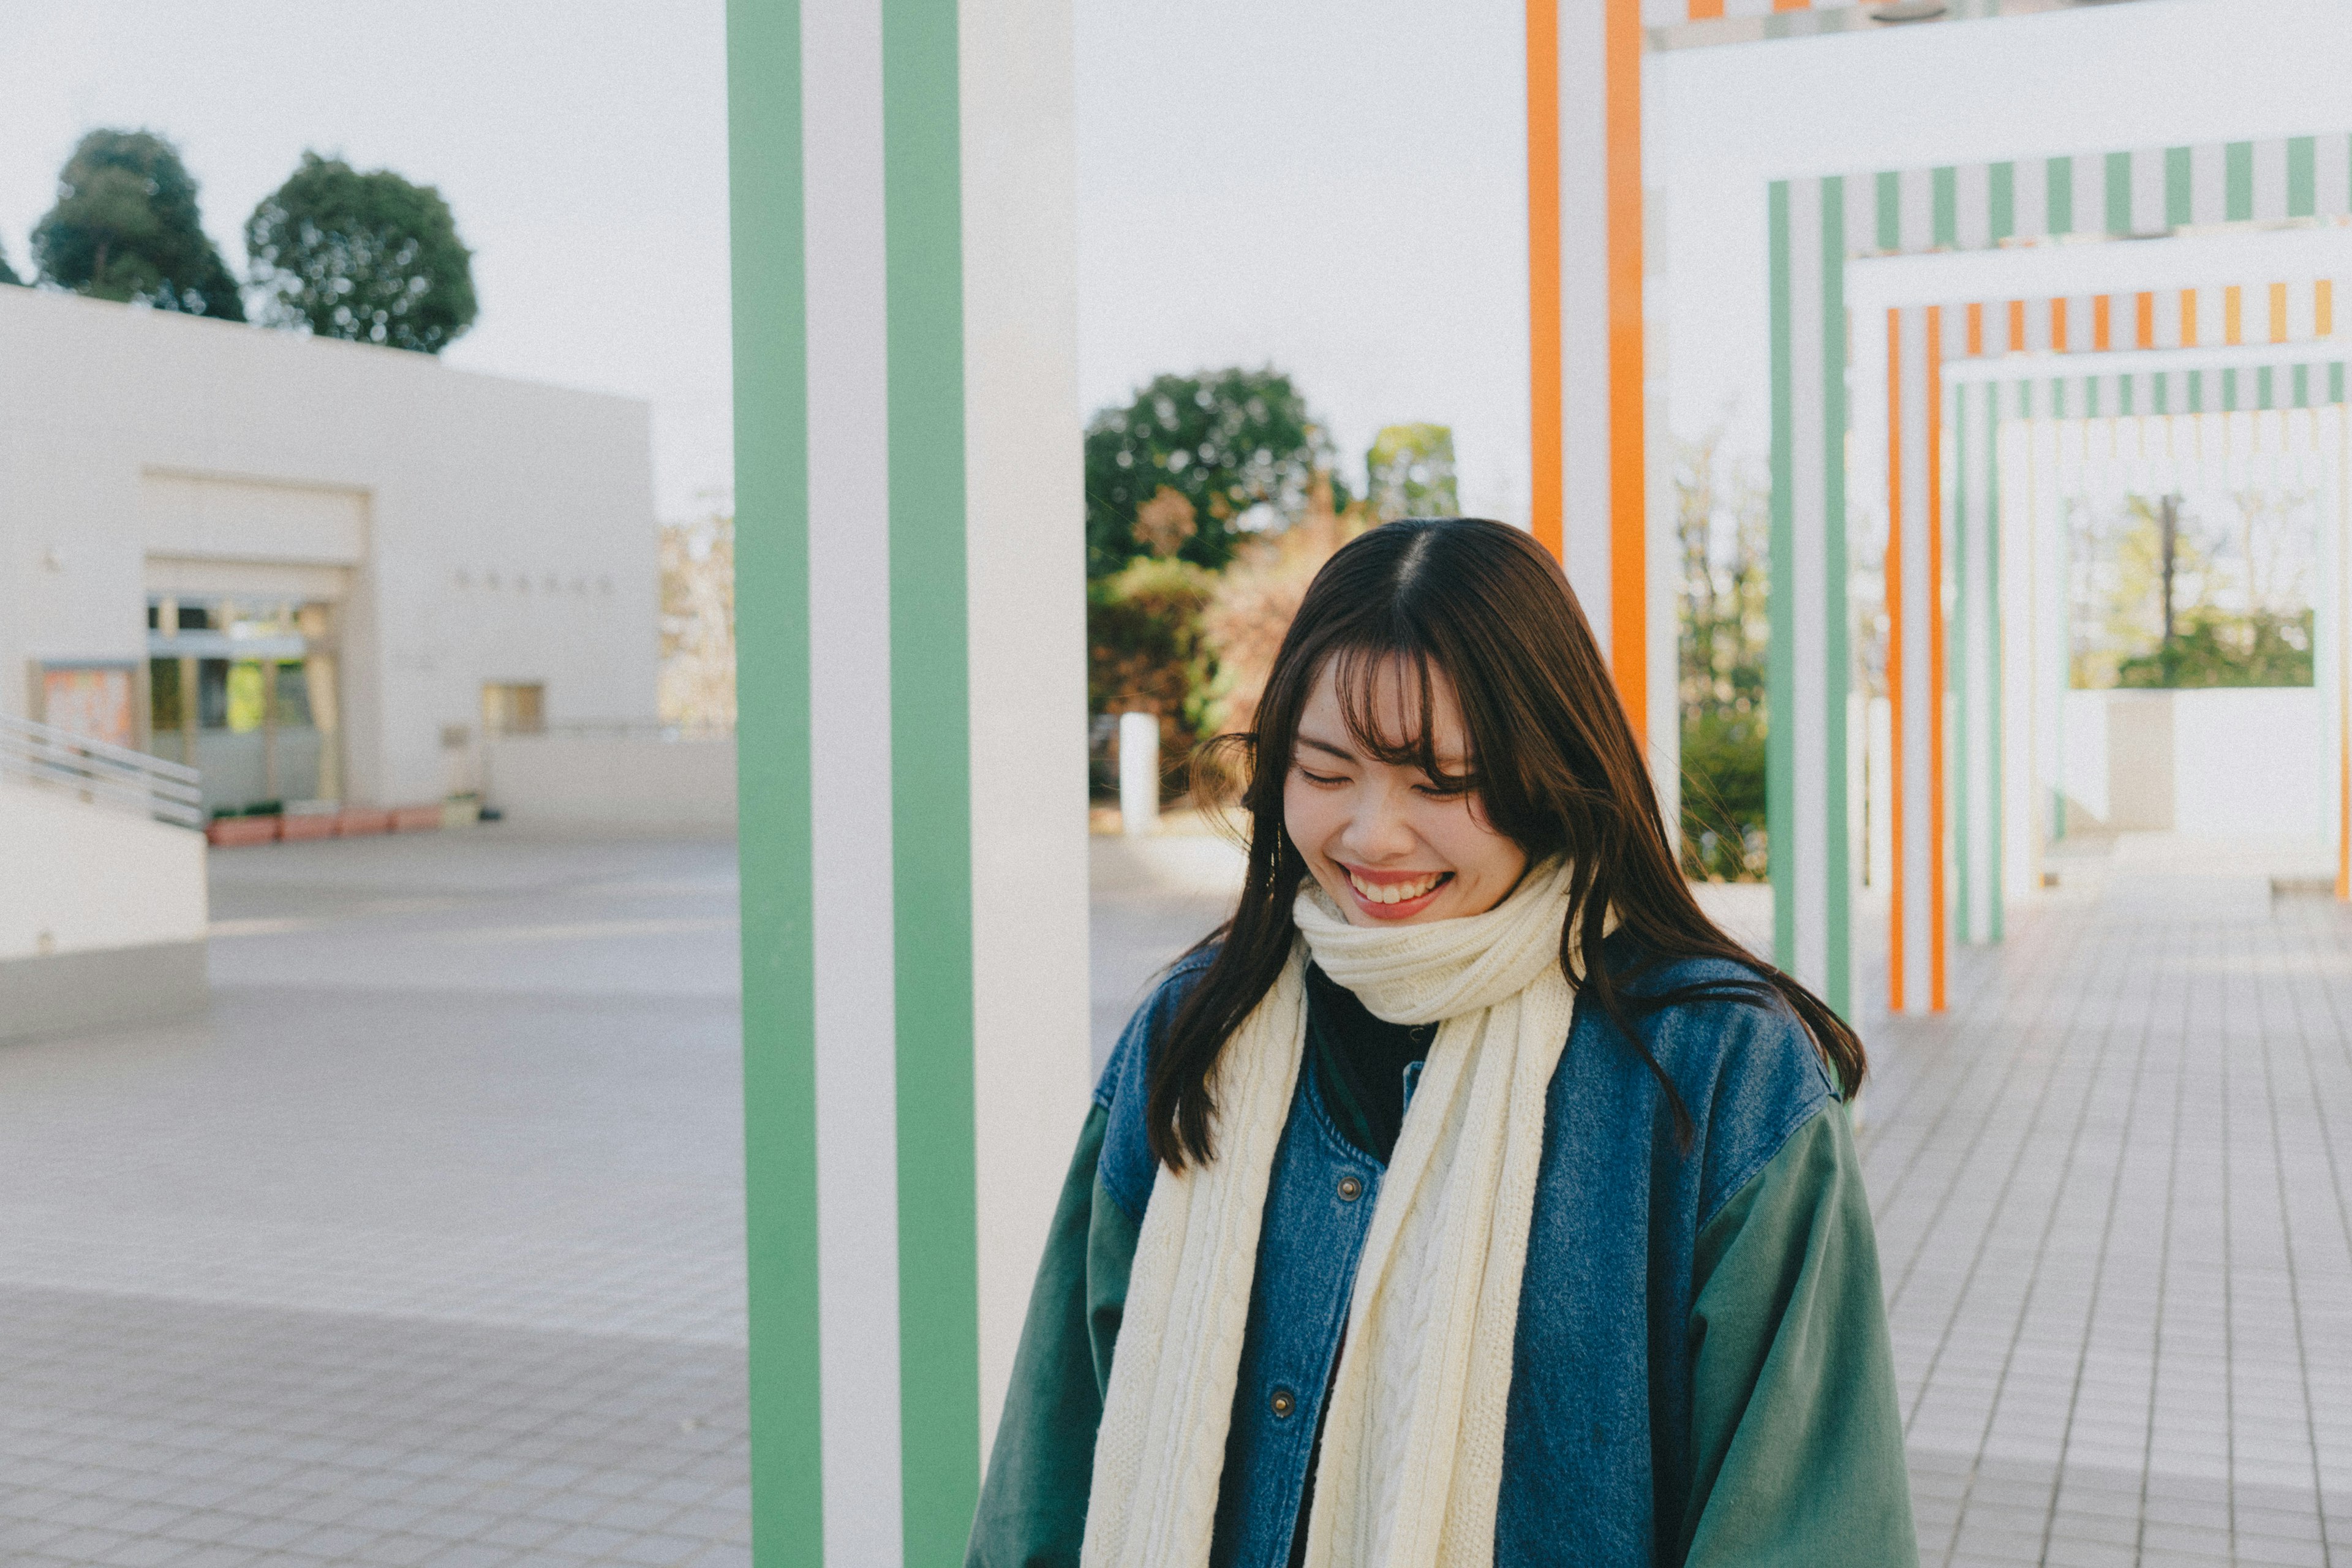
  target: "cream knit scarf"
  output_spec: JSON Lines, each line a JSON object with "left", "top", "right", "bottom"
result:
{"left": 1082, "top": 858, "right": 1583, "bottom": 1568}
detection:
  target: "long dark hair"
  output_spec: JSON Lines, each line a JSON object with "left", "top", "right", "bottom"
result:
{"left": 1147, "top": 516, "right": 1865, "bottom": 1170}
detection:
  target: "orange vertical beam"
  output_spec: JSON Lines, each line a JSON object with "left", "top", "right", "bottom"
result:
{"left": 2136, "top": 291, "right": 2155, "bottom": 350}
{"left": 1526, "top": 0, "right": 1562, "bottom": 562}
{"left": 2051, "top": 297, "right": 2069, "bottom": 354}
{"left": 2182, "top": 288, "right": 2200, "bottom": 347}
{"left": 2225, "top": 285, "right": 2244, "bottom": 345}
{"left": 2008, "top": 299, "right": 2026, "bottom": 353}
{"left": 2319, "top": 279, "right": 2335, "bottom": 339}
{"left": 1886, "top": 309, "right": 1906, "bottom": 1015}
{"left": 1605, "top": 0, "right": 1646, "bottom": 748}
{"left": 2093, "top": 294, "right": 2112, "bottom": 352}
{"left": 1687, "top": 0, "right": 1725, "bottom": 17}
{"left": 1925, "top": 307, "right": 1948, "bottom": 1012}
{"left": 1967, "top": 301, "right": 1984, "bottom": 358}
{"left": 2271, "top": 281, "right": 2290, "bottom": 344}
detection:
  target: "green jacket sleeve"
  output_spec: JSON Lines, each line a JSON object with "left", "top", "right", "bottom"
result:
{"left": 967, "top": 1103, "right": 1143, "bottom": 1568}
{"left": 1679, "top": 1104, "right": 1917, "bottom": 1567}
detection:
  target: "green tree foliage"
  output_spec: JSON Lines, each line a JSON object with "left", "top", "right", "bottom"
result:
{"left": 1085, "top": 369, "right": 1338, "bottom": 577}
{"left": 1365, "top": 423, "right": 1459, "bottom": 521}
{"left": 246, "top": 153, "right": 478, "bottom": 353}
{"left": 1675, "top": 428, "right": 1771, "bottom": 881}
{"left": 31, "top": 129, "right": 244, "bottom": 318}
{"left": 0, "top": 238, "right": 21, "bottom": 286}
{"left": 2115, "top": 608, "right": 2313, "bottom": 688}
{"left": 1087, "top": 558, "right": 1222, "bottom": 785}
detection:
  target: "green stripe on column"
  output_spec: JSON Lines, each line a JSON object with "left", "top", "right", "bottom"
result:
{"left": 1768, "top": 181, "right": 1795, "bottom": 973}
{"left": 2105, "top": 151, "right": 2131, "bottom": 236}
{"left": 1932, "top": 167, "right": 1957, "bottom": 249}
{"left": 1876, "top": 170, "right": 1899, "bottom": 252}
{"left": 883, "top": 1, "right": 981, "bottom": 1558}
{"left": 1820, "top": 178, "right": 1852, "bottom": 1019}
{"left": 726, "top": 1, "right": 823, "bottom": 1561}
{"left": 2290, "top": 136, "right": 2317, "bottom": 218}
{"left": 1986, "top": 380, "right": 2003, "bottom": 943}
{"left": 1989, "top": 162, "right": 2015, "bottom": 243}
{"left": 2046, "top": 156, "right": 2073, "bottom": 234}
{"left": 2226, "top": 141, "right": 2253, "bottom": 222}
{"left": 1951, "top": 384, "right": 1970, "bottom": 944}
{"left": 2167, "top": 147, "right": 2192, "bottom": 228}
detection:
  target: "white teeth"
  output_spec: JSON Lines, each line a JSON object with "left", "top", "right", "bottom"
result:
{"left": 1350, "top": 871, "right": 1441, "bottom": 905}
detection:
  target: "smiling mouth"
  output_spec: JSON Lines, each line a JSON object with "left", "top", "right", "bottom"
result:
{"left": 1345, "top": 869, "right": 1453, "bottom": 907}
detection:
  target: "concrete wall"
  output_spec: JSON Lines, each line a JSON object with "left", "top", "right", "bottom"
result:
{"left": 0, "top": 288, "right": 659, "bottom": 807}
{"left": 2059, "top": 687, "right": 2324, "bottom": 839}
{"left": 0, "top": 779, "right": 208, "bottom": 1039}
{"left": 482, "top": 734, "right": 736, "bottom": 829}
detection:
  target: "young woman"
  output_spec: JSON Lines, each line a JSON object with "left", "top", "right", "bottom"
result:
{"left": 970, "top": 518, "right": 1914, "bottom": 1568}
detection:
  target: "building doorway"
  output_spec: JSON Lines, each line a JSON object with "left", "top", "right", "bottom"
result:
{"left": 146, "top": 595, "right": 343, "bottom": 816}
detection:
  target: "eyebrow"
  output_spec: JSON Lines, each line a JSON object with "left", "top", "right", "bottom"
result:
{"left": 1295, "top": 730, "right": 1355, "bottom": 762}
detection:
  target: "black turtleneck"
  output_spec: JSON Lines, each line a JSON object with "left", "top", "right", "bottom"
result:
{"left": 1303, "top": 962, "right": 1431, "bottom": 1164}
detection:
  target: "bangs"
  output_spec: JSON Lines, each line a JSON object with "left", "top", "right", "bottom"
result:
{"left": 1324, "top": 638, "right": 1479, "bottom": 794}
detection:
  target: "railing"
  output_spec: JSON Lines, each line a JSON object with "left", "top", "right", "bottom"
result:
{"left": 0, "top": 713, "right": 206, "bottom": 829}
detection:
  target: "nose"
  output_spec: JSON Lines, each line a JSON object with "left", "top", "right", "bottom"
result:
{"left": 1338, "top": 778, "right": 1418, "bottom": 863}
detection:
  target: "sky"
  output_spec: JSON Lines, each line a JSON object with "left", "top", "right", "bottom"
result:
{"left": 0, "top": 0, "right": 1530, "bottom": 526}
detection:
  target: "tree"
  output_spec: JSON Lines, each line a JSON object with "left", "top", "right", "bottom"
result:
{"left": 0, "top": 238, "right": 21, "bottom": 286}
{"left": 1084, "top": 368, "right": 1339, "bottom": 577}
{"left": 31, "top": 129, "right": 244, "bottom": 318}
{"left": 1674, "top": 426, "right": 1771, "bottom": 881}
{"left": 1364, "top": 423, "right": 1459, "bottom": 521}
{"left": 247, "top": 153, "right": 478, "bottom": 353}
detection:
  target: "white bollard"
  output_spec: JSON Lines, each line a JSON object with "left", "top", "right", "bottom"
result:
{"left": 1118, "top": 710, "right": 1161, "bottom": 836}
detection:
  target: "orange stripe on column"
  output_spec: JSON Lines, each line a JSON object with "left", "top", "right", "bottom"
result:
{"left": 1925, "top": 306, "right": 1948, "bottom": 1013}
{"left": 1886, "top": 309, "right": 1906, "bottom": 1016}
{"left": 2181, "top": 288, "right": 2200, "bottom": 347}
{"left": 2094, "top": 294, "right": 2112, "bottom": 352}
{"left": 2225, "top": 285, "right": 2244, "bottom": 345}
{"left": 2008, "top": 300, "right": 2026, "bottom": 353}
{"left": 2319, "top": 279, "right": 2335, "bottom": 339}
{"left": 1771, "top": 0, "right": 1808, "bottom": 10}
{"left": 1967, "top": 302, "right": 1983, "bottom": 358}
{"left": 1526, "top": 0, "right": 1562, "bottom": 562}
{"left": 1605, "top": 0, "right": 1646, "bottom": 750}
{"left": 1687, "top": 0, "right": 1725, "bottom": 16}
{"left": 2051, "top": 297, "right": 2069, "bottom": 354}
{"left": 2271, "top": 281, "right": 2289, "bottom": 344}
{"left": 2136, "top": 291, "right": 2155, "bottom": 349}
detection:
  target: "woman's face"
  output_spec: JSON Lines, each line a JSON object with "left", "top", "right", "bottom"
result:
{"left": 1283, "top": 656, "right": 1529, "bottom": 926}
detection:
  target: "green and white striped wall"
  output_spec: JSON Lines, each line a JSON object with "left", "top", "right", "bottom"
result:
{"left": 728, "top": 1, "right": 1087, "bottom": 1562}
{"left": 1770, "top": 130, "right": 2352, "bottom": 1016}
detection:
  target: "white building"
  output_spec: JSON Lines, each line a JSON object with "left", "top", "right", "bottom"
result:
{"left": 1, "top": 285, "right": 659, "bottom": 815}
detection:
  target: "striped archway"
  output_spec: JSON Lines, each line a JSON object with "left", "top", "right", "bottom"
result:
{"left": 1775, "top": 134, "right": 2352, "bottom": 1014}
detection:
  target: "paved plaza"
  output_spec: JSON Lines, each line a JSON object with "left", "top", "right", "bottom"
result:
{"left": 1, "top": 827, "right": 2347, "bottom": 1564}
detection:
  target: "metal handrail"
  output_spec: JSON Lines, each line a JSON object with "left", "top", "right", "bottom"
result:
{"left": 0, "top": 712, "right": 206, "bottom": 829}
{"left": 489, "top": 719, "right": 735, "bottom": 742}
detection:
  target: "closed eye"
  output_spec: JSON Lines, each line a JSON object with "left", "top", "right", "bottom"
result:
{"left": 1296, "top": 767, "right": 1349, "bottom": 787}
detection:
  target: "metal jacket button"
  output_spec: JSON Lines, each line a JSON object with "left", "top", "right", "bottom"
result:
{"left": 1337, "top": 1175, "right": 1363, "bottom": 1202}
{"left": 1271, "top": 1387, "right": 1296, "bottom": 1419}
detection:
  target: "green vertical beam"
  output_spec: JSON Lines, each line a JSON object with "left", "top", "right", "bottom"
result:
{"left": 726, "top": 2, "right": 822, "bottom": 1562}
{"left": 883, "top": 0, "right": 981, "bottom": 1558}
{"left": 1768, "top": 181, "right": 1796, "bottom": 973}
{"left": 2046, "top": 156, "right": 2074, "bottom": 234}
{"left": 1989, "top": 162, "right": 2015, "bottom": 244}
{"left": 1985, "top": 380, "right": 2003, "bottom": 942}
{"left": 2105, "top": 151, "right": 2132, "bottom": 236}
{"left": 1876, "top": 170, "right": 1900, "bottom": 252}
{"left": 1932, "top": 167, "right": 1957, "bottom": 249}
{"left": 2166, "top": 147, "right": 2193, "bottom": 228}
{"left": 2290, "top": 136, "right": 2317, "bottom": 219}
{"left": 2226, "top": 141, "right": 2254, "bottom": 222}
{"left": 1951, "top": 383, "right": 1970, "bottom": 944}
{"left": 1821, "top": 178, "right": 1852, "bottom": 1019}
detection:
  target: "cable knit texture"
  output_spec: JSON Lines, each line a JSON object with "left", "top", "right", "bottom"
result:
{"left": 1080, "top": 861, "right": 1583, "bottom": 1568}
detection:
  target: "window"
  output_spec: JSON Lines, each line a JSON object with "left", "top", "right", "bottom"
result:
{"left": 481, "top": 682, "right": 546, "bottom": 735}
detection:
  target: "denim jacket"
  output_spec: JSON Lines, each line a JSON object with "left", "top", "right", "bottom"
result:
{"left": 970, "top": 937, "right": 1915, "bottom": 1567}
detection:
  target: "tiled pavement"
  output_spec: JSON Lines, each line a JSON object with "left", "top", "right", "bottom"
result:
{"left": 0, "top": 832, "right": 750, "bottom": 1568}
{"left": 7, "top": 828, "right": 2350, "bottom": 1565}
{"left": 1860, "top": 864, "right": 2352, "bottom": 1566}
